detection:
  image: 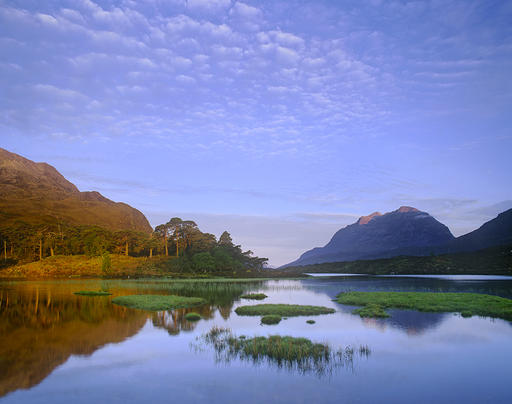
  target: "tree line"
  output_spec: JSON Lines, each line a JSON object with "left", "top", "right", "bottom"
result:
{"left": 0, "top": 217, "right": 268, "bottom": 273}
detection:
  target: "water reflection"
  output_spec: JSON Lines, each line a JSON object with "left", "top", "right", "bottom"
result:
{"left": 1, "top": 277, "right": 512, "bottom": 401}
{"left": 0, "top": 280, "right": 265, "bottom": 397}
{"left": 0, "top": 282, "right": 146, "bottom": 397}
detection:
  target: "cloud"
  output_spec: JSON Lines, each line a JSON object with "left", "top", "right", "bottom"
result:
{"left": 33, "top": 84, "right": 88, "bottom": 101}
{"left": 230, "top": 2, "right": 262, "bottom": 19}
{"left": 187, "top": 0, "right": 232, "bottom": 14}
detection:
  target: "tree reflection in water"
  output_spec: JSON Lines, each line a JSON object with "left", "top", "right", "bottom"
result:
{"left": 0, "top": 282, "right": 147, "bottom": 398}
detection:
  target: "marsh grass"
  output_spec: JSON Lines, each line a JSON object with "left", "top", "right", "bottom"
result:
{"left": 352, "top": 303, "right": 390, "bottom": 318}
{"left": 103, "top": 279, "right": 267, "bottom": 306}
{"left": 261, "top": 315, "right": 281, "bottom": 325}
{"left": 336, "top": 291, "right": 512, "bottom": 321}
{"left": 306, "top": 320, "right": 316, "bottom": 324}
{"left": 241, "top": 293, "right": 267, "bottom": 300}
{"left": 195, "top": 326, "right": 370, "bottom": 376}
{"left": 112, "top": 294, "right": 206, "bottom": 311}
{"left": 235, "top": 304, "right": 335, "bottom": 317}
{"left": 73, "top": 290, "right": 112, "bottom": 296}
{"left": 185, "top": 312, "right": 201, "bottom": 321}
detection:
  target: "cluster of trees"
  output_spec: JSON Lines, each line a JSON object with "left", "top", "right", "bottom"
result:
{"left": 0, "top": 217, "right": 268, "bottom": 273}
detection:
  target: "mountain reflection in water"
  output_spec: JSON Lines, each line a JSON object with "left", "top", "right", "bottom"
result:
{"left": 1, "top": 277, "right": 512, "bottom": 404}
{"left": 0, "top": 282, "right": 146, "bottom": 397}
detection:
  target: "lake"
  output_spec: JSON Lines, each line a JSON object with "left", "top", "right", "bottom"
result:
{"left": 1, "top": 276, "right": 512, "bottom": 403}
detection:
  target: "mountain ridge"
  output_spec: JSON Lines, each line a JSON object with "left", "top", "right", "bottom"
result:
{"left": 0, "top": 148, "right": 152, "bottom": 233}
{"left": 283, "top": 206, "right": 512, "bottom": 267}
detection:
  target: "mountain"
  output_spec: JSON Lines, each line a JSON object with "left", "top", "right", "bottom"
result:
{"left": 444, "top": 208, "right": 512, "bottom": 253}
{"left": 284, "top": 206, "right": 455, "bottom": 267}
{"left": 0, "top": 148, "right": 152, "bottom": 233}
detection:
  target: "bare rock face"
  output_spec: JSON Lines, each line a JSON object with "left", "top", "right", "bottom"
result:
{"left": 0, "top": 148, "right": 152, "bottom": 233}
{"left": 284, "top": 207, "right": 455, "bottom": 266}
{"left": 357, "top": 212, "right": 382, "bottom": 225}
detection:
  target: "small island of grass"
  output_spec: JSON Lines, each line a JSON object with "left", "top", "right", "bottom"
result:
{"left": 185, "top": 312, "right": 202, "bottom": 321}
{"left": 336, "top": 291, "right": 512, "bottom": 321}
{"left": 196, "top": 327, "right": 368, "bottom": 375}
{"left": 306, "top": 319, "right": 316, "bottom": 324}
{"left": 352, "top": 303, "right": 390, "bottom": 318}
{"left": 235, "top": 304, "right": 335, "bottom": 317}
{"left": 112, "top": 294, "right": 206, "bottom": 311}
{"left": 73, "top": 290, "right": 112, "bottom": 296}
{"left": 240, "top": 293, "right": 268, "bottom": 300}
{"left": 261, "top": 315, "right": 282, "bottom": 325}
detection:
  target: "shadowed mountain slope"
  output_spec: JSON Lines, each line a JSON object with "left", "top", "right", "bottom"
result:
{"left": 445, "top": 208, "right": 512, "bottom": 253}
{"left": 284, "top": 206, "right": 455, "bottom": 267}
{"left": 0, "top": 148, "right": 152, "bottom": 233}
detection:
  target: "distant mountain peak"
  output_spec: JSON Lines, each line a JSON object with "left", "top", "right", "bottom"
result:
{"left": 357, "top": 211, "right": 382, "bottom": 225}
{"left": 283, "top": 205, "right": 454, "bottom": 267}
{"left": 397, "top": 206, "right": 420, "bottom": 213}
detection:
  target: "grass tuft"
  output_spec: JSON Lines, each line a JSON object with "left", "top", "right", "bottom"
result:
{"left": 240, "top": 293, "right": 267, "bottom": 300}
{"left": 306, "top": 319, "right": 316, "bottom": 324}
{"left": 73, "top": 290, "right": 112, "bottom": 296}
{"left": 235, "top": 304, "right": 335, "bottom": 317}
{"left": 336, "top": 291, "right": 512, "bottom": 321}
{"left": 112, "top": 294, "right": 206, "bottom": 311}
{"left": 261, "top": 315, "right": 281, "bottom": 325}
{"left": 195, "top": 327, "right": 370, "bottom": 376}
{"left": 185, "top": 312, "right": 202, "bottom": 321}
{"left": 352, "top": 303, "right": 390, "bottom": 318}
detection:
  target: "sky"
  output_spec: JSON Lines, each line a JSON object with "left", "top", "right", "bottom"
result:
{"left": 1, "top": 0, "right": 511, "bottom": 266}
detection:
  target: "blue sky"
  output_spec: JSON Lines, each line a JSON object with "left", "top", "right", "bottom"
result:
{"left": 1, "top": 0, "right": 511, "bottom": 266}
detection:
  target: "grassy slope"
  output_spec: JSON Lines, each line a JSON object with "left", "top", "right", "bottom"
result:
{"left": 1, "top": 254, "right": 168, "bottom": 278}
{"left": 282, "top": 244, "right": 512, "bottom": 276}
{"left": 336, "top": 291, "right": 512, "bottom": 321}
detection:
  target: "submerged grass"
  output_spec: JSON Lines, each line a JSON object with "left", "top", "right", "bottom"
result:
{"left": 195, "top": 326, "right": 369, "bottom": 376}
{"left": 240, "top": 293, "right": 267, "bottom": 300}
{"left": 235, "top": 304, "right": 335, "bottom": 317}
{"left": 73, "top": 290, "right": 112, "bottom": 296}
{"left": 336, "top": 291, "right": 512, "bottom": 321}
{"left": 185, "top": 312, "right": 202, "bottom": 321}
{"left": 261, "top": 315, "right": 281, "bottom": 325}
{"left": 112, "top": 294, "right": 206, "bottom": 311}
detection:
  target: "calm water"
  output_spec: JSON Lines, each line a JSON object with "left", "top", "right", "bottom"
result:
{"left": 1, "top": 276, "right": 512, "bottom": 403}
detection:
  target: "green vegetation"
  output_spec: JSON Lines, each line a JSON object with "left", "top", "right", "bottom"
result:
{"left": 352, "top": 303, "right": 390, "bottom": 318}
{"left": 196, "top": 327, "right": 369, "bottom": 375}
{"left": 103, "top": 278, "right": 267, "bottom": 306}
{"left": 112, "top": 294, "right": 206, "bottom": 311}
{"left": 306, "top": 319, "right": 316, "bottom": 324}
{"left": 336, "top": 291, "right": 512, "bottom": 321}
{"left": 1, "top": 217, "right": 268, "bottom": 278}
{"left": 240, "top": 293, "right": 267, "bottom": 300}
{"left": 261, "top": 315, "right": 281, "bottom": 325}
{"left": 101, "top": 252, "right": 112, "bottom": 276}
{"left": 73, "top": 290, "right": 112, "bottom": 296}
{"left": 185, "top": 312, "right": 201, "bottom": 321}
{"left": 283, "top": 244, "right": 512, "bottom": 276}
{"left": 235, "top": 304, "right": 335, "bottom": 317}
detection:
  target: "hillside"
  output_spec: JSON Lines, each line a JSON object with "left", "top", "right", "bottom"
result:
{"left": 0, "top": 148, "right": 152, "bottom": 233}
{"left": 281, "top": 244, "right": 512, "bottom": 276}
